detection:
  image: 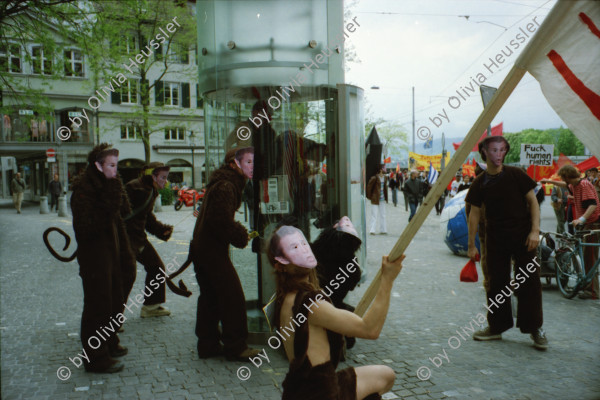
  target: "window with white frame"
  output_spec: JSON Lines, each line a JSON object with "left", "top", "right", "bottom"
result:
{"left": 164, "top": 127, "right": 185, "bottom": 141}
{"left": 121, "top": 35, "right": 138, "bottom": 55}
{"left": 163, "top": 82, "right": 179, "bottom": 106}
{"left": 31, "top": 46, "right": 52, "bottom": 75}
{"left": 121, "top": 124, "right": 141, "bottom": 140}
{"left": 120, "top": 80, "right": 138, "bottom": 104}
{"left": 0, "top": 43, "right": 23, "bottom": 73}
{"left": 64, "top": 49, "right": 84, "bottom": 77}
{"left": 166, "top": 43, "right": 189, "bottom": 64}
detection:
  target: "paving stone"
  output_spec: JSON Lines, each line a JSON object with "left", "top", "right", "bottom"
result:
{"left": 1, "top": 200, "right": 599, "bottom": 399}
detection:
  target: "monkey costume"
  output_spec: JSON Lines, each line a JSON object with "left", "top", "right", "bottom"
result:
{"left": 124, "top": 165, "right": 173, "bottom": 312}
{"left": 191, "top": 149, "right": 250, "bottom": 359}
{"left": 70, "top": 144, "right": 135, "bottom": 372}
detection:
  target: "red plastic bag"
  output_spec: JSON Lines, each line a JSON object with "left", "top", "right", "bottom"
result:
{"left": 460, "top": 255, "right": 479, "bottom": 282}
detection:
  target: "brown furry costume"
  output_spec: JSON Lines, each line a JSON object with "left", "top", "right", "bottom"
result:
{"left": 279, "top": 289, "right": 357, "bottom": 400}
{"left": 312, "top": 226, "right": 362, "bottom": 350}
{"left": 312, "top": 228, "right": 362, "bottom": 311}
{"left": 125, "top": 174, "right": 173, "bottom": 305}
{"left": 191, "top": 157, "right": 250, "bottom": 358}
{"left": 70, "top": 145, "right": 135, "bottom": 371}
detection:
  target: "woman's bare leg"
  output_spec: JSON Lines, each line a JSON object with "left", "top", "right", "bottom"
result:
{"left": 355, "top": 365, "right": 395, "bottom": 399}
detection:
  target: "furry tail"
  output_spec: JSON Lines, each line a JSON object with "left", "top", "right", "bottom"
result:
{"left": 165, "top": 253, "right": 193, "bottom": 297}
{"left": 43, "top": 227, "right": 77, "bottom": 262}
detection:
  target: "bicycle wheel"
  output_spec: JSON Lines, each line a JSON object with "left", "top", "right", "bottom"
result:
{"left": 555, "top": 248, "right": 584, "bottom": 299}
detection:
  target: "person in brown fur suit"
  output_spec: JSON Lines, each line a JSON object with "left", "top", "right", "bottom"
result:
{"left": 124, "top": 162, "right": 173, "bottom": 318}
{"left": 267, "top": 225, "right": 405, "bottom": 400}
{"left": 191, "top": 146, "right": 260, "bottom": 361}
{"left": 70, "top": 144, "right": 136, "bottom": 373}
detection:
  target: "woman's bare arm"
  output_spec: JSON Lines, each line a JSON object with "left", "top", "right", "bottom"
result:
{"left": 309, "top": 255, "right": 404, "bottom": 339}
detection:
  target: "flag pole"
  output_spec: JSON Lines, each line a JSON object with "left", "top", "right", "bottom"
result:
{"left": 354, "top": 0, "right": 575, "bottom": 317}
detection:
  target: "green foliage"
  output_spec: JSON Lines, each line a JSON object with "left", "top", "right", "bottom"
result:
{"left": 159, "top": 186, "right": 174, "bottom": 205}
{"left": 376, "top": 120, "right": 410, "bottom": 156}
{"left": 0, "top": 0, "right": 90, "bottom": 119}
{"left": 504, "top": 127, "right": 585, "bottom": 163}
{"left": 81, "top": 0, "right": 197, "bottom": 162}
{"left": 1, "top": 0, "right": 197, "bottom": 163}
{"left": 556, "top": 128, "right": 585, "bottom": 156}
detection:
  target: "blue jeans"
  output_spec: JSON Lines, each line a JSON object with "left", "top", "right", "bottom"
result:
{"left": 409, "top": 202, "right": 418, "bottom": 222}
{"left": 392, "top": 188, "right": 398, "bottom": 206}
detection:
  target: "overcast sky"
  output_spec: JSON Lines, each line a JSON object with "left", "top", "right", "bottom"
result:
{"left": 345, "top": 0, "right": 565, "bottom": 148}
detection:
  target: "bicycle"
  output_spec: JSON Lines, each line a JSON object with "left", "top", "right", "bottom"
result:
{"left": 544, "top": 227, "right": 600, "bottom": 299}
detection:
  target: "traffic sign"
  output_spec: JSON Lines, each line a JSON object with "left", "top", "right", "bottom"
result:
{"left": 46, "top": 148, "right": 56, "bottom": 158}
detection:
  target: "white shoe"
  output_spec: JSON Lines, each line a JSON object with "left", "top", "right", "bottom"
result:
{"left": 141, "top": 305, "right": 171, "bottom": 318}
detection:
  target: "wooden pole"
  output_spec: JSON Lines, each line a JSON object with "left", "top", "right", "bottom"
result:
{"left": 354, "top": 0, "right": 575, "bottom": 317}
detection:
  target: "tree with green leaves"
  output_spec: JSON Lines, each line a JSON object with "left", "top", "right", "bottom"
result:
{"left": 81, "top": 0, "right": 197, "bottom": 162}
{"left": 556, "top": 128, "right": 585, "bottom": 156}
{"left": 0, "top": 0, "right": 88, "bottom": 120}
{"left": 504, "top": 127, "right": 585, "bottom": 164}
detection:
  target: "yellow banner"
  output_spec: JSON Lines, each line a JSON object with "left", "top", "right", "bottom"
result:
{"left": 409, "top": 152, "right": 443, "bottom": 170}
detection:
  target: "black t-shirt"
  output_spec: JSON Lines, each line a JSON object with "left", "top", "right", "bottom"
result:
{"left": 466, "top": 165, "right": 536, "bottom": 232}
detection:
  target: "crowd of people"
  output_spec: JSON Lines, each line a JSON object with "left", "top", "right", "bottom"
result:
{"left": 367, "top": 165, "right": 474, "bottom": 226}
{"left": 37, "top": 133, "right": 597, "bottom": 398}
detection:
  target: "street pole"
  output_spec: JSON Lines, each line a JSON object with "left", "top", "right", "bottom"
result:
{"left": 441, "top": 132, "right": 446, "bottom": 171}
{"left": 190, "top": 131, "right": 196, "bottom": 189}
{"left": 192, "top": 147, "right": 195, "bottom": 189}
{"left": 412, "top": 86, "right": 415, "bottom": 153}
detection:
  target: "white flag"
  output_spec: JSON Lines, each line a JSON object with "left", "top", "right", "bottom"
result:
{"left": 527, "top": 1, "right": 600, "bottom": 156}
{"left": 428, "top": 162, "right": 439, "bottom": 185}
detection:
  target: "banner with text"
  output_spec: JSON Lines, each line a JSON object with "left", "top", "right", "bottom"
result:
{"left": 520, "top": 144, "right": 554, "bottom": 166}
{"left": 409, "top": 152, "right": 443, "bottom": 170}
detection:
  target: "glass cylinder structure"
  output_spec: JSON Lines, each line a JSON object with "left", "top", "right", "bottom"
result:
{"left": 197, "top": 0, "right": 365, "bottom": 334}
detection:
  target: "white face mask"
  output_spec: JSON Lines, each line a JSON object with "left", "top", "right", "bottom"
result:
{"left": 95, "top": 155, "right": 119, "bottom": 179}
{"left": 234, "top": 150, "right": 254, "bottom": 179}
{"left": 274, "top": 228, "right": 317, "bottom": 269}
{"left": 334, "top": 216, "right": 359, "bottom": 238}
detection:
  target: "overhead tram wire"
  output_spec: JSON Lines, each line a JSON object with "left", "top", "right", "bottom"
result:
{"left": 368, "top": 0, "right": 553, "bottom": 125}
{"left": 356, "top": 12, "right": 545, "bottom": 18}
{"left": 434, "top": 0, "right": 553, "bottom": 98}
{"left": 490, "top": 0, "right": 554, "bottom": 11}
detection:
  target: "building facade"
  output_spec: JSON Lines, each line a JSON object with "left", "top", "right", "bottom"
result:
{"left": 0, "top": 6, "right": 205, "bottom": 201}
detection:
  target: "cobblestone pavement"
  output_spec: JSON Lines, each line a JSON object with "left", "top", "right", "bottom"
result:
{"left": 1, "top": 196, "right": 599, "bottom": 399}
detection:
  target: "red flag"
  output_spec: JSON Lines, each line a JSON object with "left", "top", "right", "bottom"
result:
{"left": 556, "top": 153, "right": 575, "bottom": 169}
{"left": 526, "top": 161, "right": 557, "bottom": 181}
{"left": 453, "top": 122, "right": 503, "bottom": 152}
{"left": 383, "top": 156, "right": 391, "bottom": 164}
{"left": 576, "top": 155, "right": 600, "bottom": 171}
{"left": 396, "top": 163, "right": 400, "bottom": 173}
{"left": 461, "top": 164, "right": 475, "bottom": 177}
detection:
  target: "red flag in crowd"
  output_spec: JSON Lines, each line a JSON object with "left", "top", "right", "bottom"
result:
{"left": 453, "top": 122, "right": 503, "bottom": 152}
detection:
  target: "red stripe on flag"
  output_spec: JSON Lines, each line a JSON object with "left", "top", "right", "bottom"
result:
{"left": 547, "top": 50, "right": 600, "bottom": 120}
{"left": 579, "top": 12, "right": 600, "bottom": 39}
